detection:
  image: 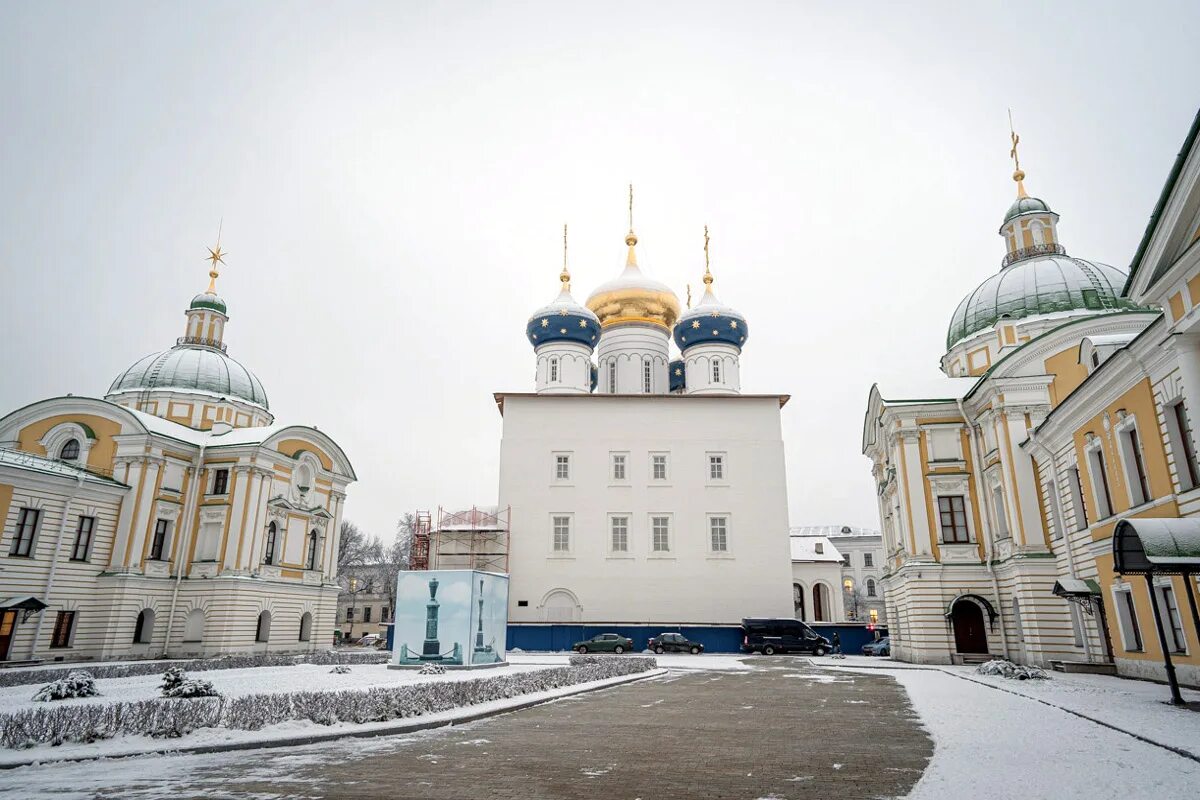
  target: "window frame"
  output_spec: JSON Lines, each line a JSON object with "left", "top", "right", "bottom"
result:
{"left": 936, "top": 495, "right": 970, "bottom": 543}
{"left": 607, "top": 360, "right": 616, "bottom": 394}
{"left": 149, "top": 518, "right": 170, "bottom": 561}
{"left": 1165, "top": 400, "right": 1200, "bottom": 491}
{"left": 707, "top": 452, "right": 726, "bottom": 483}
{"left": 212, "top": 468, "right": 230, "bottom": 496}
{"left": 708, "top": 514, "right": 729, "bottom": 553}
{"left": 1115, "top": 417, "right": 1152, "bottom": 508}
{"left": 711, "top": 359, "right": 722, "bottom": 384}
{"left": 649, "top": 514, "right": 672, "bottom": 555}
{"left": 608, "top": 514, "right": 630, "bottom": 555}
{"left": 306, "top": 530, "right": 319, "bottom": 570}
{"left": 863, "top": 552, "right": 874, "bottom": 568}
{"left": 50, "top": 610, "right": 76, "bottom": 649}
{"left": 610, "top": 452, "right": 628, "bottom": 482}
{"left": 550, "top": 514, "right": 573, "bottom": 555}
{"left": 548, "top": 356, "right": 559, "bottom": 383}
{"left": 866, "top": 578, "right": 877, "bottom": 597}
{"left": 264, "top": 521, "right": 278, "bottom": 565}
{"left": 1156, "top": 581, "right": 1187, "bottom": 654}
{"left": 642, "top": 358, "right": 652, "bottom": 393}
{"left": 553, "top": 452, "right": 572, "bottom": 483}
{"left": 59, "top": 438, "right": 81, "bottom": 461}
{"left": 1085, "top": 441, "right": 1114, "bottom": 520}
{"left": 1113, "top": 585, "right": 1143, "bottom": 652}
{"left": 650, "top": 452, "right": 669, "bottom": 482}
{"left": 1066, "top": 465, "right": 1089, "bottom": 530}
{"left": 9, "top": 507, "right": 40, "bottom": 557}
{"left": 71, "top": 515, "right": 96, "bottom": 562}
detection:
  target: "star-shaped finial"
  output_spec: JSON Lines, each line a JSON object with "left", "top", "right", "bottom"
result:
{"left": 204, "top": 221, "right": 227, "bottom": 293}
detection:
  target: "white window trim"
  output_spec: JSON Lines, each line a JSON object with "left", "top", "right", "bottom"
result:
{"left": 1084, "top": 439, "right": 1114, "bottom": 520}
{"left": 551, "top": 451, "right": 573, "bottom": 485}
{"left": 548, "top": 356, "right": 559, "bottom": 383}
{"left": 1163, "top": 398, "right": 1199, "bottom": 492}
{"left": 9, "top": 505, "right": 45, "bottom": 558}
{"left": 706, "top": 451, "right": 728, "bottom": 485}
{"left": 706, "top": 512, "right": 731, "bottom": 556}
{"left": 609, "top": 451, "right": 629, "bottom": 485}
{"left": 931, "top": 490, "right": 974, "bottom": 544}
{"left": 1043, "top": 479, "right": 1066, "bottom": 541}
{"left": 1113, "top": 415, "right": 1151, "bottom": 509}
{"left": 648, "top": 513, "right": 673, "bottom": 557}
{"left": 1065, "top": 464, "right": 1088, "bottom": 531}
{"left": 549, "top": 512, "right": 574, "bottom": 557}
{"left": 1153, "top": 577, "right": 1189, "bottom": 655}
{"left": 1110, "top": 583, "right": 1143, "bottom": 652}
{"left": 38, "top": 423, "right": 95, "bottom": 466}
{"left": 607, "top": 512, "right": 633, "bottom": 558}
{"left": 649, "top": 452, "right": 670, "bottom": 484}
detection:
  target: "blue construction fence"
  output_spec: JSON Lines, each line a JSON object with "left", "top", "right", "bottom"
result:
{"left": 505, "top": 623, "right": 887, "bottom": 654}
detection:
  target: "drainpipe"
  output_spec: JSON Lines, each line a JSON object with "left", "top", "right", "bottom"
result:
{"left": 163, "top": 444, "right": 205, "bottom": 658}
{"left": 29, "top": 471, "right": 85, "bottom": 659}
{"left": 957, "top": 398, "right": 1011, "bottom": 660}
{"left": 1027, "top": 430, "right": 1094, "bottom": 661}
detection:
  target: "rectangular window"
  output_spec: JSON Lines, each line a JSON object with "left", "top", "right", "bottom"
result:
{"left": 1069, "top": 603, "right": 1085, "bottom": 648}
{"left": 611, "top": 454, "right": 626, "bottom": 481}
{"left": 1167, "top": 402, "right": 1200, "bottom": 491}
{"left": 610, "top": 516, "right": 629, "bottom": 553}
{"left": 709, "top": 454, "right": 724, "bottom": 481}
{"left": 549, "top": 357, "right": 559, "bottom": 383}
{"left": 712, "top": 360, "right": 721, "bottom": 383}
{"left": 71, "top": 516, "right": 95, "bottom": 561}
{"left": 346, "top": 607, "right": 355, "bottom": 622}
{"left": 651, "top": 454, "right": 667, "bottom": 481}
{"left": 991, "top": 486, "right": 1009, "bottom": 538}
{"left": 863, "top": 553, "right": 874, "bottom": 568}
{"left": 1045, "top": 480, "right": 1066, "bottom": 540}
{"left": 1067, "top": 466, "right": 1089, "bottom": 530}
{"left": 555, "top": 454, "right": 570, "bottom": 481}
{"left": 382, "top": 607, "right": 390, "bottom": 621}
{"left": 1119, "top": 425, "right": 1152, "bottom": 507}
{"left": 1158, "top": 584, "right": 1186, "bottom": 653}
{"left": 1115, "top": 588, "right": 1143, "bottom": 651}
{"left": 1087, "top": 447, "right": 1114, "bottom": 519}
{"left": 643, "top": 359, "right": 652, "bottom": 393}
{"left": 607, "top": 361, "right": 616, "bottom": 393}
{"left": 212, "top": 468, "right": 229, "bottom": 495}
{"left": 9, "top": 507, "right": 39, "bottom": 557}
{"left": 815, "top": 542, "right": 824, "bottom": 554}
{"left": 50, "top": 611, "right": 75, "bottom": 648}
{"left": 552, "top": 515, "right": 571, "bottom": 552}
{"left": 651, "top": 516, "right": 670, "bottom": 552}
{"left": 363, "top": 607, "right": 372, "bottom": 623}
{"left": 937, "top": 495, "right": 969, "bottom": 543}
{"left": 709, "top": 516, "right": 728, "bottom": 552}
{"left": 150, "top": 518, "right": 169, "bottom": 560}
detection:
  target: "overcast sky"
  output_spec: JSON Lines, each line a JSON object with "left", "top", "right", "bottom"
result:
{"left": 2, "top": 2, "right": 1197, "bottom": 541}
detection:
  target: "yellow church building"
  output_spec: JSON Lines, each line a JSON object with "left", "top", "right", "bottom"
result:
{"left": 0, "top": 248, "right": 355, "bottom": 663}
{"left": 863, "top": 108, "right": 1200, "bottom": 686}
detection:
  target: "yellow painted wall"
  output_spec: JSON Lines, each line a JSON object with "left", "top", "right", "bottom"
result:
{"left": 276, "top": 439, "right": 333, "bottom": 471}
{"left": 0, "top": 484, "right": 13, "bottom": 530}
{"left": 1096, "top": 547, "right": 1200, "bottom": 668}
{"left": 1045, "top": 346, "right": 1090, "bottom": 409}
{"left": 1188, "top": 273, "right": 1200, "bottom": 308}
{"left": 17, "top": 413, "right": 123, "bottom": 473}
{"left": 1169, "top": 292, "right": 1185, "bottom": 323}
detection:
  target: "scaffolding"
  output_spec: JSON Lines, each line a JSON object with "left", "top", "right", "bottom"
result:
{"left": 427, "top": 505, "right": 510, "bottom": 573}
{"left": 408, "top": 510, "right": 432, "bottom": 571}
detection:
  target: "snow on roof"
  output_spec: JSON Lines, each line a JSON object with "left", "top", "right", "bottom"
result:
{"left": 124, "top": 407, "right": 289, "bottom": 448}
{"left": 0, "top": 448, "right": 127, "bottom": 487}
{"left": 1083, "top": 333, "right": 1137, "bottom": 349}
{"left": 790, "top": 535, "right": 844, "bottom": 563}
{"left": 876, "top": 376, "right": 976, "bottom": 403}
{"left": 790, "top": 525, "right": 880, "bottom": 538}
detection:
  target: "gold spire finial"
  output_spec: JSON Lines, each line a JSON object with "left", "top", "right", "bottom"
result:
{"left": 1008, "top": 109, "right": 1028, "bottom": 198}
{"left": 624, "top": 183, "right": 639, "bottom": 262}
{"left": 687, "top": 283, "right": 692, "bottom": 309}
{"left": 204, "top": 219, "right": 227, "bottom": 293}
{"left": 560, "top": 223, "right": 571, "bottom": 291}
{"left": 702, "top": 224, "right": 713, "bottom": 286}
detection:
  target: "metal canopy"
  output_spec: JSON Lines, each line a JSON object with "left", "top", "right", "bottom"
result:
{"left": 0, "top": 596, "right": 47, "bottom": 611}
{"left": 1052, "top": 578, "right": 1102, "bottom": 597}
{"left": 944, "top": 593, "right": 999, "bottom": 627}
{"left": 1113, "top": 518, "right": 1200, "bottom": 575}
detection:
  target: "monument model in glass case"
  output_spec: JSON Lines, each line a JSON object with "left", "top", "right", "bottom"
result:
{"left": 391, "top": 570, "right": 509, "bottom": 668}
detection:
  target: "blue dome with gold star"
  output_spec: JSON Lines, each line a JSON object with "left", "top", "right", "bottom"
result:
{"left": 673, "top": 277, "right": 749, "bottom": 353}
{"left": 526, "top": 275, "right": 602, "bottom": 351}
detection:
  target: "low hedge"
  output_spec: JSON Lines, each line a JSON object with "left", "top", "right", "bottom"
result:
{"left": 0, "top": 650, "right": 389, "bottom": 689}
{"left": 1, "top": 657, "right": 657, "bottom": 749}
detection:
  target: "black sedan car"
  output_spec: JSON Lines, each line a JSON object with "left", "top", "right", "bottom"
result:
{"left": 647, "top": 632, "right": 704, "bottom": 654}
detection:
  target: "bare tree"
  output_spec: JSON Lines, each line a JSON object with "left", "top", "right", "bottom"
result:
{"left": 843, "top": 584, "right": 866, "bottom": 622}
{"left": 337, "top": 520, "right": 381, "bottom": 580}
{"left": 380, "top": 514, "right": 417, "bottom": 619}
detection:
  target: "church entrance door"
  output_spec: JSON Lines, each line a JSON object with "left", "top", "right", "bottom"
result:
{"left": 950, "top": 600, "right": 988, "bottom": 654}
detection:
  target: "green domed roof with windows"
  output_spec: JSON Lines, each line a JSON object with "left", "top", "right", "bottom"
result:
{"left": 1003, "top": 195, "right": 1051, "bottom": 223}
{"left": 190, "top": 292, "right": 227, "bottom": 314}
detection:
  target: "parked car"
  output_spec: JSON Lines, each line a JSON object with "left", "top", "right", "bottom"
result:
{"left": 358, "top": 634, "right": 381, "bottom": 648}
{"left": 648, "top": 633, "right": 704, "bottom": 654}
{"left": 862, "top": 636, "right": 891, "bottom": 657}
{"left": 740, "top": 618, "right": 831, "bottom": 656}
{"left": 573, "top": 633, "right": 634, "bottom": 654}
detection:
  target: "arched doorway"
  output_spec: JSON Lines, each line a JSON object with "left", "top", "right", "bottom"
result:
{"left": 793, "top": 584, "right": 806, "bottom": 620}
{"left": 813, "top": 584, "right": 829, "bottom": 622}
{"left": 950, "top": 599, "right": 988, "bottom": 654}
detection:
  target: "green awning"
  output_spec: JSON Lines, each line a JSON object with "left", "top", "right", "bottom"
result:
{"left": 1052, "top": 578, "right": 1102, "bottom": 598}
{"left": 1114, "top": 518, "right": 1200, "bottom": 575}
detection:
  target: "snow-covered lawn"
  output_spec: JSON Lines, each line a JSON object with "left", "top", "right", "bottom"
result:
{"left": 825, "top": 663, "right": 1200, "bottom": 799}
{"left": 0, "top": 662, "right": 547, "bottom": 713}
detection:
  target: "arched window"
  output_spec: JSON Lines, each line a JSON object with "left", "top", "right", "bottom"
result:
{"left": 712, "top": 359, "right": 721, "bottom": 383}
{"left": 306, "top": 530, "right": 319, "bottom": 570}
{"left": 813, "top": 584, "right": 828, "bottom": 622}
{"left": 264, "top": 522, "right": 278, "bottom": 565}
{"left": 183, "top": 608, "right": 205, "bottom": 643}
{"left": 843, "top": 578, "right": 854, "bottom": 592}
{"left": 866, "top": 578, "right": 877, "bottom": 597}
{"left": 255, "top": 610, "right": 272, "bottom": 643}
{"left": 132, "top": 608, "right": 155, "bottom": 644}
{"left": 298, "top": 612, "right": 313, "bottom": 642}
{"left": 59, "top": 439, "right": 80, "bottom": 461}
{"left": 549, "top": 357, "right": 559, "bottom": 383}
{"left": 793, "top": 583, "right": 806, "bottom": 620}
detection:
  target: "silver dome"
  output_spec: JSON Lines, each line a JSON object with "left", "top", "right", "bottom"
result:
{"left": 946, "top": 255, "right": 1138, "bottom": 350}
{"left": 107, "top": 345, "right": 269, "bottom": 408}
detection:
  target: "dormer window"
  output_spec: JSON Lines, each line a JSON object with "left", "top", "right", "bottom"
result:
{"left": 815, "top": 542, "right": 824, "bottom": 554}
{"left": 1091, "top": 351, "right": 1100, "bottom": 369}
{"left": 59, "top": 439, "right": 80, "bottom": 461}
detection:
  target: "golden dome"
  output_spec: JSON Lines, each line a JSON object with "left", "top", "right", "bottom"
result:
{"left": 586, "top": 230, "right": 681, "bottom": 330}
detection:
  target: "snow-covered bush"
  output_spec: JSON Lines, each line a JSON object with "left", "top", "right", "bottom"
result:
{"left": 329, "top": 665, "right": 352, "bottom": 674}
{"left": 0, "top": 654, "right": 657, "bottom": 749}
{"left": 0, "top": 649, "right": 390, "bottom": 689}
{"left": 976, "top": 659, "right": 1049, "bottom": 680}
{"left": 32, "top": 671, "right": 99, "bottom": 702}
{"left": 417, "top": 663, "right": 446, "bottom": 675}
{"left": 161, "top": 667, "right": 186, "bottom": 694}
{"left": 159, "top": 666, "right": 219, "bottom": 698}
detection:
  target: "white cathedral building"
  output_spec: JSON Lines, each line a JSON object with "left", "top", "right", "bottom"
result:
{"left": 498, "top": 221, "right": 795, "bottom": 641}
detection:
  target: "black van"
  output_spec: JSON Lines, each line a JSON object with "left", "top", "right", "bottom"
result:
{"left": 740, "top": 618, "right": 831, "bottom": 656}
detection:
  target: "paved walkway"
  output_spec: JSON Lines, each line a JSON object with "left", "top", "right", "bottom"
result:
{"left": 176, "top": 661, "right": 932, "bottom": 799}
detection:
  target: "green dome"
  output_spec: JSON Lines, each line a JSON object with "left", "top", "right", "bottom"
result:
{"left": 1003, "top": 195, "right": 1052, "bottom": 223}
{"left": 190, "top": 292, "right": 227, "bottom": 314}
{"left": 946, "top": 254, "right": 1138, "bottom": 349}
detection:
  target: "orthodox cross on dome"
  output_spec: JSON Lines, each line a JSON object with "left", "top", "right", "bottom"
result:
{"left": 560, "top": 223, "right": 570, "bottom": 291}
{"left": 1008, "top": 109, "right": 1028, "bottom": 198}
{"left": 703, "top": 224, "right": 714, "bottom": 287}
{"left": 625, "top": 183, "right": 639, "bottom": 262}
{"left": 205, "top": 220, "right": 227, "bottom": 293}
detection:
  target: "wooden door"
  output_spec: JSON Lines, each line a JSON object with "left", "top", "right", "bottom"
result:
{"left": 952, "top": 601, "right": 988, "bottom": 654}
{"left": 0, "top": 611, "right": 16, "bottom": 661}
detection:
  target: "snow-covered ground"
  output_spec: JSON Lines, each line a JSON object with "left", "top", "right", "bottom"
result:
{"left": 507, "top": 651, "right": 754, "bottom": 672}
{"left": 825, "top": 662, "right": 1200, "bottom": 799}
{"left": 0, "top": 661, "right": 546, "bottom": 713}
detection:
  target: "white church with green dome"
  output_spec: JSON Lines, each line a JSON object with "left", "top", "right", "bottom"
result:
{"left": 861, "top": 130, "right": 1158, "bottom": 666}
{"left": 0, "top": 250, "right": 355, "bottom": 663}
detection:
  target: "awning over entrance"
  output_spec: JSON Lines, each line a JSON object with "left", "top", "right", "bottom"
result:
{"left": 1052, "top": 578, "right": 1102, "bottom": 598}
{"left": 1113, "top": 518, "right": 1200, "bottom": 575}
{"left": 0, "top": 596, "right": 47, "bottom": 612}
{"left": 944, "top": 593, "right": 998, "bottom": 626}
